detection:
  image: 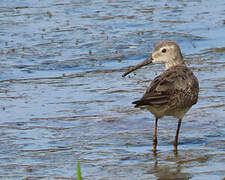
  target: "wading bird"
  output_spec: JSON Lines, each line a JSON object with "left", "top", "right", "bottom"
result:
{"left": 122, "top": 41, "right": 199, "bottom": 152}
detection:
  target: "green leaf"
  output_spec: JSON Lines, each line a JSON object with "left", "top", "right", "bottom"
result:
{"left": 77, "top": 161, "right": 82, "bottom": 180}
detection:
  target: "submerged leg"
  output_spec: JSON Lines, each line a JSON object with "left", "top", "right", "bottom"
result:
{"left": 153, "top": 118, "right": 158, "bottom": 152}
{"left": 174, "top": 118, "right": 182, "bottom": 151}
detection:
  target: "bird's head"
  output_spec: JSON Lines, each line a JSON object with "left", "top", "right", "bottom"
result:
{"left": 122, "top": 40, "right": 184, "bottom": 77}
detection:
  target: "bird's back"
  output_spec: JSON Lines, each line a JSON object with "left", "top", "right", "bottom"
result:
{"left": 133, "top": 65, "right": 199, "bottom": 119}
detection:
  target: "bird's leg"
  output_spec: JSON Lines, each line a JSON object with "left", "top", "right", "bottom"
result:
{"left": 174, "top": 118, "right": 182, "bottom": 151}
{"left": 153, "top": 118, "right": 158, "bottom": 152}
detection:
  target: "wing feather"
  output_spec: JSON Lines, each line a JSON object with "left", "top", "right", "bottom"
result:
{"left": 133, "top": 65, "right": 199, "bottom": 109}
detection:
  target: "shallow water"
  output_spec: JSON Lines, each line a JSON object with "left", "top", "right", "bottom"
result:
{"left": 0, "top": 0, "right": 225, "bottom": 179}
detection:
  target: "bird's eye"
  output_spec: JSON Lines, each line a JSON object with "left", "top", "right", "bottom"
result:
{"left": 162, "top": 48, "right": 167, "bottom": 53}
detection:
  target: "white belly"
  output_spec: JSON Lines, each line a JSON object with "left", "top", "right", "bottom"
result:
{"left": 140, "top": 105, "right": 190, "bottom": 119}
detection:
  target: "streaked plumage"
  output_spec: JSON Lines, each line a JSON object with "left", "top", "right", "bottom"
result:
{"left": 122, "top": 40, "right": 199, "bottom": 152}
{"left": 133, "top": 65, "right": 199, "bottom": 119}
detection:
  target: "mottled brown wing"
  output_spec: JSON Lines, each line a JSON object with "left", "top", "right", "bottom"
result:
{"left": 133, "top": 65, "right": 199, "bottom": 108}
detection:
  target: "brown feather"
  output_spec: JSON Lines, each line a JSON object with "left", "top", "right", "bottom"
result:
{"left": 133, "top": 65, "right": 199, "bottom": 113}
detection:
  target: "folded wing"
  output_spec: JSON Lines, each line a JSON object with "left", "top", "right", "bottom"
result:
{"left": 133, "top": 65, "right": 199, "bottom": 109}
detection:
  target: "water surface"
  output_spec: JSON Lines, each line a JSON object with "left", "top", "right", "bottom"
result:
{"left": 0, "top": 0, "right": 225, "bottom": 179}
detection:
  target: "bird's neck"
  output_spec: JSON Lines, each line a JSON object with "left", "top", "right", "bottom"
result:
{"left": 165, "top": 56, "right": 185, "bottom": 70}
